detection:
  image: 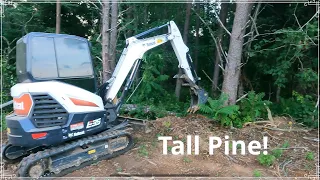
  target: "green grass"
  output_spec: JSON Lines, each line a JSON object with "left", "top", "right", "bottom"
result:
{"left": 1, "top": 112, "right": 7, "bottom": 131}
{"left": 116, "top": 167, "right": 123, "bottom": 172}
{"left": 183, "top": 157, "right": 192, "bottom": 163}
{"left": 257, "top": 154, "right": 276, "bottom": 167}
{"left": 282, "top": 140, "right": 290, "bottom": 148}
{"left": 272, "top": 149, "right": 283, "bottom": 159}
{"left": 253, "top": 169, "right": 262, "bottom": 177}
{"left": 305, "top": 152, "right": 314, "bottom": 161}
{"left": 138, "top": 144, "right": 148, "bottom": 157}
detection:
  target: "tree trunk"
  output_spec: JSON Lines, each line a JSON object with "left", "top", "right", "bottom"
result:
{"left": 212, "top": 3, "right": 228, "bottom": 96}
{"left": 175, "top": 3, "right": 192, "bottom": 100}
{"left": 276, "top": 86, "right": 281, "bottom": 103}
{"left": 194, "top": 3, "right": 200, "bottom": 72}
{"left": 101, "top": 1, "right": 111, "bottom": 82}
{"left": 222, "top": 3, "right": 252, "bottom": 105}
{"left": 109, "top": 0, "right": 118, "bottom": 72}
{"left": 55, "top": 0, "right": 61, "bottom": 34}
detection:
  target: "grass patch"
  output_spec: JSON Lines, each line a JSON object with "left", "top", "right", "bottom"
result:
{"left": 138, "top": 144, "right": 148, "bottom": 157}
{"left": 183, "top": 157, "right": 192, "bottom": 163}
{"left": 253, "top": 169, "right": 262, "bottom": 177}
{"left": 272, "top": 149, "right": 283, "bottom": 159}
{"left": 257, "top": 154, "right": 276, "bottom": 167}
{"left": 305, "top": 152, "right": 314, "bottom": 161}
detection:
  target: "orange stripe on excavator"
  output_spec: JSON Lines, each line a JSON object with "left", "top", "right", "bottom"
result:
{"left": 69, "top": 97, "right": 99, "bottom": 107}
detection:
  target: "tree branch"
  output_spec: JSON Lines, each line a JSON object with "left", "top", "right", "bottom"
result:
{"left": 300, "top": 9, "right": 319, "bottom": 30}
{"left": 213, "top": 11, "right": 231, "bottom": 36}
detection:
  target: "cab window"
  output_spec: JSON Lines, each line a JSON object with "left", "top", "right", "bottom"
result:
{"left": 30, "top": 37, "right": 58, "bottom": 79}
{"left": 55, "top": 38, "right": 93, "bottom": 78}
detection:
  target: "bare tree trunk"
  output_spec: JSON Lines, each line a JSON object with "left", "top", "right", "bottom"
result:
{"left": 55, "top": 0, "right": 61, "bottom": 34}
{"left": 101, "top": 1, "right": 111, "bottom": 82}
{"left": 222, "top": 2, "right": 252, "bottom": 105}
{"left": 175, "top": 3, "right": 192, "bottom": 100}
{"left": 194, "top": 3, "right": 200, "bottom": 72}
{"left": 276, "top": 86, "right": 281, "bottom": 103}
{"left": 109, "top": 0, "right": 118, "bottom": 72}
{"left": 212, "top": 3, "right": 228, "bottom": 96}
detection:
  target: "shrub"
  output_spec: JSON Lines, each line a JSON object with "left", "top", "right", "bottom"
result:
{"left": 239, "top": 91, "right": 271, "bottom": 121}
{"left": 199, "top": 93, "right": 240, "bottom": 127}
{"left": 272, "top": 91, "right": 318, "bottom": 128}
{"left": 257, "top": 154, "right": 276, "bottom": 167}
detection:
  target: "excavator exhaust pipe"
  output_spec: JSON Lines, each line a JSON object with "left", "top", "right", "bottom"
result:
{"left": 188, "top": 88, "right": 208, "bottom": 113}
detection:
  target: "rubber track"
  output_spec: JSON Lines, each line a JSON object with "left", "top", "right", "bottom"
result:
{"left": 16, "top": 128, "right": 134, "bottom": 179}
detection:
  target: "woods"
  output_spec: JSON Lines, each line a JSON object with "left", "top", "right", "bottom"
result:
{"left": 1, "top": 2, "right": 319, "bottom": 128}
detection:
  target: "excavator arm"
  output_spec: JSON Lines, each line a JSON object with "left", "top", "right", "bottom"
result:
{"left": 103, "top": 21, "right": 208, "bottom": 113}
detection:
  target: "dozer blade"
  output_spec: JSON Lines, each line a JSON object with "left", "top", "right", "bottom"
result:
{"left": 188, "top": 88, "right": 208, "bottom": 113}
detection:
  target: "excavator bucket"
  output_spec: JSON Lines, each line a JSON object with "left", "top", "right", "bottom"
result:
{"left": 188, "top": 88, "right": 208, "bottom": 113}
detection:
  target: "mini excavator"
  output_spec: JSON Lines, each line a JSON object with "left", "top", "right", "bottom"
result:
{"left": 1, "top": 21, "right": 208, "bottom": 178}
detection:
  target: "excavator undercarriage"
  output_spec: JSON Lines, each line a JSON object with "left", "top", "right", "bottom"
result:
{"left": 11, "top": 121, "right": 133, "bottom": 178}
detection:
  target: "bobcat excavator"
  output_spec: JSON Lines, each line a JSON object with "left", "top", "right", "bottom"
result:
{"left": 1, "top": 21, "right": 208, "bottom": 178}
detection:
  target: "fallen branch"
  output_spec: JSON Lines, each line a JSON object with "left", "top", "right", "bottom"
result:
{"left": 255, "top": 125, "right": 310, "bottom": 132}
{"left": 271, "top": 147, "right": 308, "bottom": 150}
{"left": 224, "top": 154, "right": 239, "bottom": 164}
{"left": 243, "top": 120, "right": 274, "bottom": 127}
{"left": 303, "top": 137, "right": 319, "bottom": 142}
{"left": 121, "top": 104, "right": 176, "bottom": 116}
{"left": 144, "top": 158, "right": 157, "bottom": 166}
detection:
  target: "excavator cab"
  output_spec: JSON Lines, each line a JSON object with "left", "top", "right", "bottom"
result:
{"left": 16, "top": 32, "right": 97, "bottom": 92}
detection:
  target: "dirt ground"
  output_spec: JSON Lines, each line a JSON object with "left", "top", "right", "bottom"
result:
{"left": 1, "top": 115, "right": 319, "bottom": 179}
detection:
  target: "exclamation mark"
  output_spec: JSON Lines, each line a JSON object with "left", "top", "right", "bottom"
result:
{"left": 263, "top": 136, "right": 268, "bottom": 155}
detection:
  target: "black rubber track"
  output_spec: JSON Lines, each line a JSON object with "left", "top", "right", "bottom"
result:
{"left": 16, "top": 128, "right": 134, "bottom": 179}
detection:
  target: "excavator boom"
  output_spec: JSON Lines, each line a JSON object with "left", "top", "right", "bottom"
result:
{"left": 104, "top": 21, "right": 208, "bottom": 112}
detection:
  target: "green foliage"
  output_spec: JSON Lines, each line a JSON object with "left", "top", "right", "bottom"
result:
{"left": 132, "top": 52, "right": 169, "bottom": 103}
{"left": 138, "top": 144, "right": 149, "bottom": 157}
{"left": 162, "top": 121, "right": 171, "bottom": 129}
{"left": 253, "top": 169, "right": 262, "bottom": 177}
{"left": 239, "top": 91, "right": 271, "bottom": 121}
{"left": 116, "top": 167, "right": 123, "bottom": 172}
{"left": 183, "top": 157, "right": 192, "bottom": 163}
{"left": 199, "top": 94, "right": 240, "bottom": 127}
{"left": 257, "top": 154, "right": 276, "bottom": 167}
{"left": 271, "top": 141, "right": 290, "bottom": 159}
{"left": 200, "top": 92, "right": 273, "bottom": 128}
{"left": 282, "top": 140, "right": 290, "bottom": 148}
{"left": 271, "top": 149, "right": 283, "bottom": 159}
{"left": 272, "top": 91, "right": 318, "bottom": 127}
{"left": 305, "top": 152, "right": 314, "bottom": 161}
